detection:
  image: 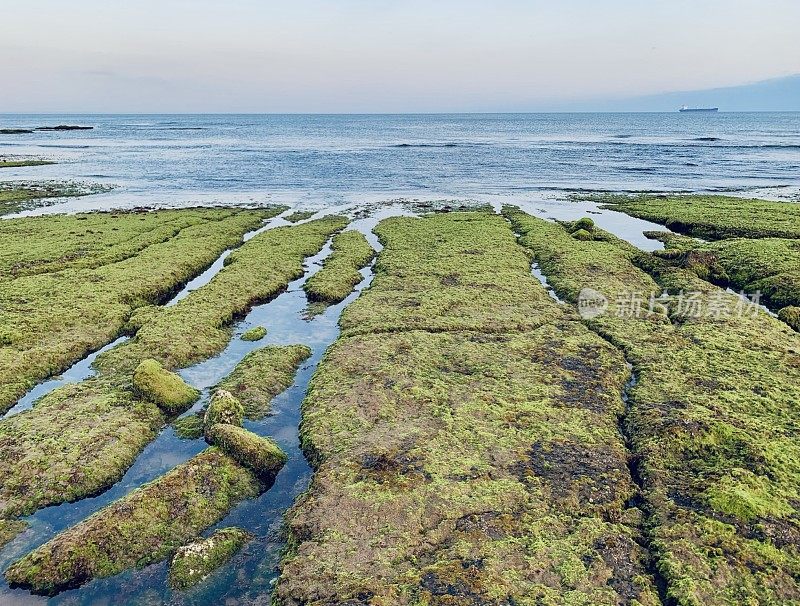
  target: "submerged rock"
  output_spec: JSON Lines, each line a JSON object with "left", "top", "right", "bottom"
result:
{"left": 284, "top": 210, "right": 316, "bottom": 223}
{"left": 0, "top": 520, "right": 27, "bottom": 549}
{"left": 240, "top": 326, "right": 267, "bottom": 341}
{"left": 172, "top": 413, "right": 205, "bottom": 440}
{"left": 169, "top": 527, "right": 251, "bottom": 590}
{"left": 133, "top": 359, "right": 199, "bottom": 415}
{"left": 35, "top": 125, "right": 93, "bottom": 131}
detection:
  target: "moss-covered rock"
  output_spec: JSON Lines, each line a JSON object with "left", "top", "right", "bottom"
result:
{"left": 240, "top": 326, "right": 267, "bottom": 341}
{"left": 205, "top": 423, "right": 287, "bottom": 478}
{"left": 571, "top": 217, "right": 595, "bottom": 232}
{"left": 169, "top": 527, "right": 251, "bottom": 590}
{"left": 216, "top": 345, "right": 312, "bottom": 419}
{"left": 596, "top": 193, "right": 800, "bottom": 240}
{"left": 504, "top": 207, "right": 800, "bottom": 605}
{"left": 276, "top": 212, "right": 660, "bottom": 605}
{"left": 124, "top": 304, "right": 159, "bottom": 334}
{"left": 4, "top": 448, "right": 263, "bottom": 595}
{"left": 284, "top": 210, "right": 316, "bottom": 223}
{"left": 338, "top": 212, "right": 570, "bottom": 336}
{"left": 652, "top": 234, "right": 799, "bottom": 311}
{"left": 0, "top": 379, "right": 163, "bottom": 518}
{"left": 0, "top": 181, "right": 102, "bottom": 216}
{"left": 0, "top": 158, "right": 55, "bottom": 169}
{"left": 0, "top": 519, "right": 27, "bottom": 549}
{"left": 172, "top": 412, "right": 205, "bottom": 439}
{"left": 0, "top": 207, "right": 276, "bottom": 412}
{"left": 204, "top": 390, "right": 244, "bottom": 430}
{"left": 94, "top": 216, "right": 348, "bottom": 375}
{"left": 0, "top": 212, "right": 344, "bottom": 526}
{"left": 571, "top": 227, "right": 594, "bottom": 241}
{"left": 303, "top": 230, "right": 375, "bottom": 304}
{"left": 779, "top": 306, "right": 800, "bottom": 331}
{"left": 133, "top": 359, "right": 200, "bottom": 415}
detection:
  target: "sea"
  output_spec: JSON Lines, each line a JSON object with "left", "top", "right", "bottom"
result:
{"left": 1, "top": 112, "right": 799, "bottom": 215}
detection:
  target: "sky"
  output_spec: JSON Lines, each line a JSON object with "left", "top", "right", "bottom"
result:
{"left": 1, "top": 0, "right": 799, "bottom": 112}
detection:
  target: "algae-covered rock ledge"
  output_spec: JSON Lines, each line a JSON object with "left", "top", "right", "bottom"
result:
{"left": 4, "top": 447, "right": 278, "bottom": 595}
{"left": 2, "top": 198, "right": 799, "bottom": 605}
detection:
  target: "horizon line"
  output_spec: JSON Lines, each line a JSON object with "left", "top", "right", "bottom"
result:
{"left": 2, "top": 110, "right": 799, "bottom": 116}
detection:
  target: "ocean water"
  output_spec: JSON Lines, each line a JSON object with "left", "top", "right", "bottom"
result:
{"left": 1, "top": 112, "right": 799, "bottom": 213}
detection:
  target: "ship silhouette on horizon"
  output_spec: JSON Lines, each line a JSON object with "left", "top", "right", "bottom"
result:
{"left": 679, "top": 105, "right": 719, "bottom": 113}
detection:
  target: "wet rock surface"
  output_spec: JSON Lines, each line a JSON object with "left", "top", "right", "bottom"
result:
{"left": 275, "top": 212, "right": 659, "bottom": 605}
{"left": 507, "top": 207, "right": 800, "bottom": 605}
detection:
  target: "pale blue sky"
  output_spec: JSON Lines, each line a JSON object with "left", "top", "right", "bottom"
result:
{"left": 1, "top": 0, "right": 798, "bottom": 112}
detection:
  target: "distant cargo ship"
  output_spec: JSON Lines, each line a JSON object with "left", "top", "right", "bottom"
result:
{"left": 679, "top": 106, "right": 719, "bottom": 113}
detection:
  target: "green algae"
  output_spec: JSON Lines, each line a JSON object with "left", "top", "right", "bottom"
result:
{"left": 276, "top": 212, "right": 660, "bottom": 605}
{"left": 284, "top": 210, "right": 317, "bottom": 223}
{"left": 0, "top": 213, "right": 339, "bottom": 531}
{"left": 303, "top": 230, "right": 375, "bottom": 304}
{"left": 205, "top": 423, "right": 287, "bottom": 478}
{"left": 240, "top": 325, "right": 267, "bottom": 341}
{"left": 0, "top": 159, "right": 55, "bottom": 168}
{"left": 133, "top": 359, "right": 200, "bottom": 415}
{"left": 169, "top": 527, "right": 251, "bottom": 590}
{"left": 0, "top": 520, "right": 27, "bottom": 549}
{"left": 653, "top": 232, "right": 800, "bottom": 312}
{"left": 571, "top": 217, "right": 595, "bottom": 232}
{"left": 172, "top": 412, "right": 205, "bottom": 439}
{"left": 301, "top": 301, "right": 328, "bottom": 320}
{"left": 204, "top": 390, "right": 244, "bottom": 430}
{"left": 504, "top": 207, "right": 800, "bottom": 605}
{"left": 0, "top": 181, "right": 108, "bottom": 215}
{"left": 94, "top": 216, "right": 347, "bottom": 375}
{"left": 779, "top": 306, "right": 800, "bottom": 331}
{"left": 338, "top": 212, "right": 569, "bottom": 337}
{"left": 281, "top": 328, "right": 660, "bottom": 605}
{"left": 4, "top": 448, "right": 264, "bottom": 595}
{"left": 216, "top": 344, "right": 312, "bottom": 419}
{"left": 597, "top": 193, "right": 800, "bottom": 240}
{"left": 571, "top": 227, "right": 594, "bottom": 241}
{"left": 0, "top": 208, "right": 270, "bottom": 279}
{"left": 0, "top": 208, "right": 275, "bottom": 413}
{"left": 0, "top": 378, "right": 163, "bottom": 518}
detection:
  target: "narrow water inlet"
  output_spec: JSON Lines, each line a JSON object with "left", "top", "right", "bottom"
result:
{"left": 502, "top": 215, "right": 566, "bottom": 305}
{"left": 618, "top": 358, "right": 671, "bottom": 606}
{"left": 166, "top": 211, "right": 295, "bottom": 307}
{"left": 531, "top": 261, "right": 565, "bottom": 304}
{"left": 725, "top": 287, "right": 778, "bottom": 319}
{"left": 3, "top": 336, "right": 129, "bottom": 418}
